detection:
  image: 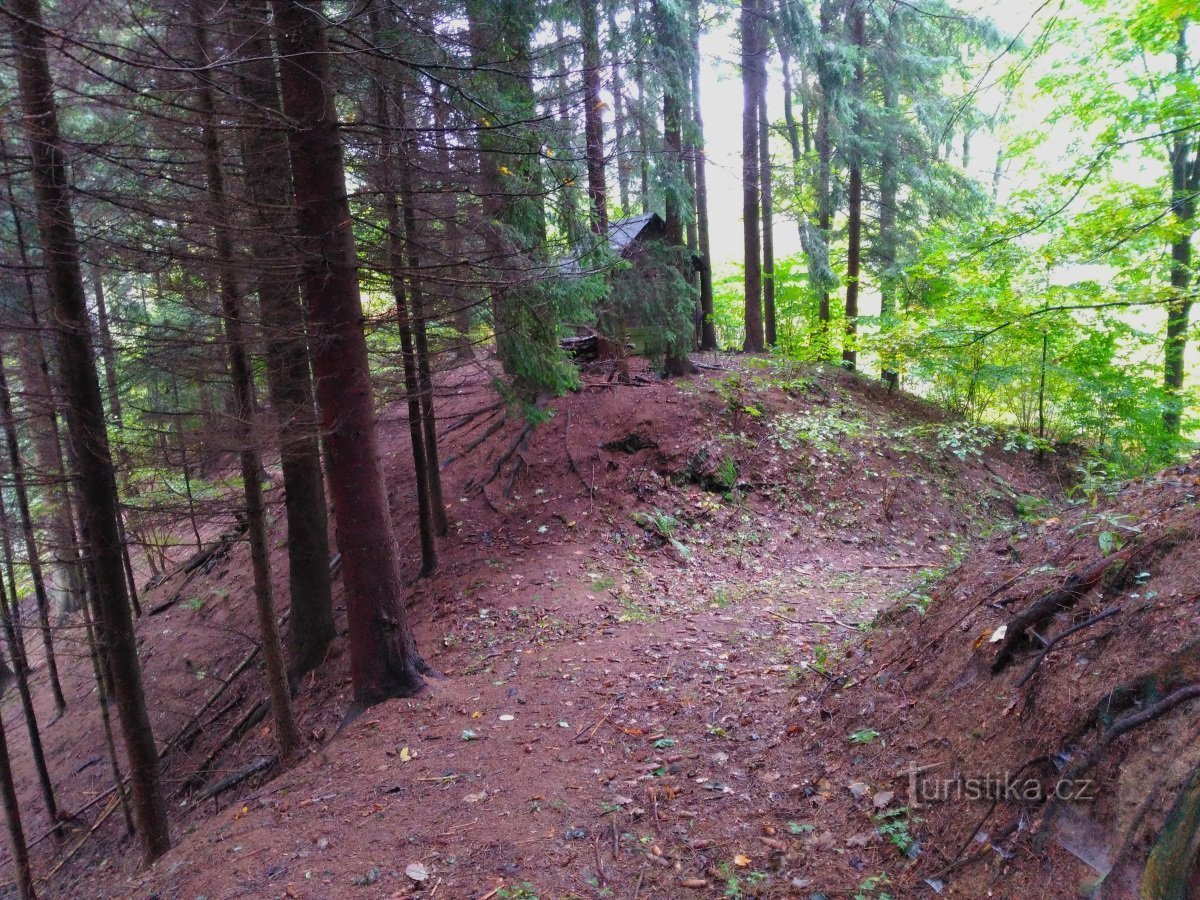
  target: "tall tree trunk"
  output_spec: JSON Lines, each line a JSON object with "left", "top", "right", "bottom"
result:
{"left": 1163, "top": 25, "right": 1198, "bottom": 438}
{"left": 0, "top": 704, "right": 34, "bottom": 900}
{"left": 759, "top": 90, "right": 776, "bottom": 347}
{"left": 632, "top": 0, "right": 652, "bottom": 210}
{"left": 878, "top": 76, "right": 899, "bottom": 390}
{"left": 7, "top": 0, "right": 171, "bottom": 862}
{"left": 195, "top": 10, "right": 300, "bottom": 763}
{"left": 606, "top": 0, "right": 630, "bottom": 213}
{"left": 272, "top": 0, "right": 426, "bottom": 704}
{"left": 581, "top": 0, "right": 609, "bottom": 234}
{"left": 232, "top": 0, "right": 335, "bottom": 678}
{"left": 654, "top": 0, "right": 696, "bottom": 377}
{"left": 395, "top": 83, "right": 449, "bottom": 540}
{"left": 430, "top": 84, "right": 475, "bottom": 360}
{"left": 779, "top": 44, "right": 807, "bottom": 246}
{"left": 369, "top": 9, "right": 437, "bottom": 577}
{"left": 692, "top": 10, "right": 718, "bottom": 352}
{"left": 843, "top": 3, "right": 865, "bottom": 371}
{"left": 0, "top": 354, "right": 66, "bottom": 714}
{"left": 741, "top": 0, "right": 765, "bottom": 352}
{"left": 815, "top": 0, "right": 836, "bottom": 339}
{"left": 78, "top": 576, "right": 134, "bottom": 837}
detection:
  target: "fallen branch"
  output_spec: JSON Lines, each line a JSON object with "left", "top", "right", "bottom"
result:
{"left": 178, "top": 699, "right": 270, "bottom": 796}
{"left": 1016, "top": 606, "right": 1120, "bottom": 688}
{"left": 437, "top": 401, "right": 504, "bottom": 438}
{"left": 38, "top": 794, "right": 122, "bottom": 884}
{"left": 196, "top": 756, "right": 274, "bottom": 802}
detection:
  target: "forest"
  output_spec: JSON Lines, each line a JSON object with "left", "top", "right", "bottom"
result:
{"left": 0, "top": 0, "right": 1197, "bottom": 896}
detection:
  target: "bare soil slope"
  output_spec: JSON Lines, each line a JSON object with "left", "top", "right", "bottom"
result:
{"left": 2, "top": 356, "right": 1068, "bottom": 898}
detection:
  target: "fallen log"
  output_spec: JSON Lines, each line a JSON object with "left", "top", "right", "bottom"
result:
{"left": 196, "top": 755, "right": 274, "bottom": 803}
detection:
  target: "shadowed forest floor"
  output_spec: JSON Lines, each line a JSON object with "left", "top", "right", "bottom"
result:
{"left": 3, "top": 357, "right": 1075, "bottom": 897}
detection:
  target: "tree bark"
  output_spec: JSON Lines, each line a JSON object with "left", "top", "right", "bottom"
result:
{"left": 581, "top": 0, "right": 609, "bottom": 234}
{"left": 842, "top": 3, "right": 865, "bottom": 371}
{"left": 7, "top": 0, "right": 170, "bottom": 862}
{"left": 759, "top": 89, "right": 776, "bottom": 347}
{"left": 1163, "top": 26, "right": 1198, "bottom": 438}
{"left": 691, "top": 9, "right": 718, "bottom": 352}
{"left": 369, "top": 10, "right": 437, "bottom": 577}
{"left": 231, "top": 0, "right": 335, "bottom": 679}
{"left": 395, "top": 82, "right": 448, "bottom": 540}
{"left": 0, "top": 705, "right": 34, "bottom": 900}
{"left": 654, "top": 0, "right": 696, "bottom": 377}
{"left": 606, "top": 0, "right": 631, "bottom": 213}
{"left": 90, "top": 268, "right": 123, "bottom": 425}
{"left": 878, "top": 75, "right": 899, "bottom": 390}
{"left": 741, "top": 0, "right": 765, "bottom": 352}
{"left": 272, "top": 0, "right": 426, "bottom": 705}
{"left": 815, "top": 0, "right": 836, "bottom": 338}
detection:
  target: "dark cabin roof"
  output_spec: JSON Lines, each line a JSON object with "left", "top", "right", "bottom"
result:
{"left": 561, "top": 212, "right": 666, "bottom": 275}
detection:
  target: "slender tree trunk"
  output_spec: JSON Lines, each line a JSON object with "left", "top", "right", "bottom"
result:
{"left": 692, "top": 12, "right": 718, "bottom": 352}
{"left": 369, "top": 10, "right": 437, "bottom": 577}
{"left": 1163, "top": 27, "right": 1198, "bottom": 437}
{"left": 7, "top": 0, "right": 171, "bottom": 861}
{"left": 395, "top": 83, "right": 449, "bottom": 540}
{"left": 273, "top": 0, "right": 426, "bottom": 705}
{"left": 632, "top": 0, "right": 652, "bottom": 210}
{"left": 90, "top": 269, "right": 123, "bottom": 424}
{"left": 231, "top": 0, "right": 335, "bottom": 678}
{"left": 779, "top": 45, "right": 806, "bottom": 245}
{"left": 759, "top": 90, "right": 776, "bottom": 347}
{"left": 0, "top": 497, "right": 58, "bottom": 837}
{"left": 0, "top": 355, "right": 66, "bottom": 714}
{"left": 195, "top": 10, "right": 300, "bottom": 763}
{"left": 78, "top": 583, "right": 134, "bottom": 836}
{"left": 741, "top": 0, "right": 765, "bottom": 352}
{"left": 815, "top": 0, "right": 836, "bottom": 339}
{"left": 581, "top": 0, "right": 609, "bottom": 234}
{"left": 878, "top": 77, "right": 899, "bottom": 390}
{"left": 430, "top": 85, "right": 475, "bottom": 360}
{"left": 607, "top": 0, "right": 630, "bottom": 213}
{"left": 0, "top": 705, "right": 34, "bottom": 900}
{"left": 655, "top": 0, "right": 696, "bottom": 377}
{"left": 843, "top": 5, "right": 865, "bottom": 371}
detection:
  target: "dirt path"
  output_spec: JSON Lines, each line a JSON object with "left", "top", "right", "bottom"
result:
{"left": 20, "top": 359, "right": 1061, "bottom": 898}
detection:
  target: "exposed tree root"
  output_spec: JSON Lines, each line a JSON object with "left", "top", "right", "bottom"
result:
{"left": 467, "top": 419, "right": 536, "bottom": 494}
{"left": 1037, "top": 681, "right": 1200, "bottom": 847}
{"left": 992, "top": 545, "right": 1140, "bottom": 673}
{"left": 1015, "top": 606, "right": 1120, "bottom": 688}
{"left": 440, "top": 413, "right": 507, "bottom": 469}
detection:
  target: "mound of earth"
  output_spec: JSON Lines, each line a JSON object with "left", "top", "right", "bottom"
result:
{"left": 777, "top": 460, "right": 1200, "bottom": 898}
{"left": 6, "top": 356, "right": 1069, "bottom": 898}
